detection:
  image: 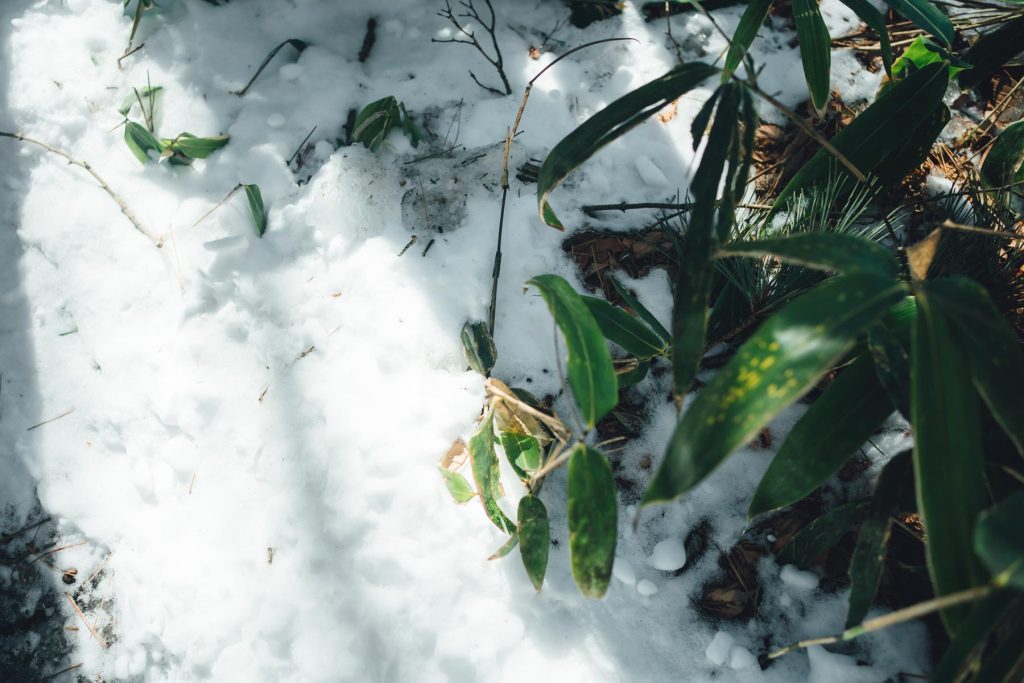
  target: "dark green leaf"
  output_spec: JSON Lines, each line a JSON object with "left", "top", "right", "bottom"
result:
{"left": 749, "top": 354, "right": 894, "bottom": 516}
{"left": 537, "top": 62, "right": 718, "bottom": 229}
{"left": 927, "top": 277, "right": 1024, "bottom": 460}
{"left": 164, "top": 133, "right": 230, "bottom": 160}
{"left": 982, "top": 119, "right": 1024, "bottom": 187}
{"left": 609, "top": 275, "right": 671, "bottom": 343}
{"left": 847, "top": 450, "right": 913, "bottom": 627}
{"left": 973, "top": 611, "right": 1024, "bottom": 683}
{"left": 933, "top": 591, "right": 1017, "bottom": 683}
{"left": 960, "top": 17, "right": 1024, "bottom": 89}
{"left": 568, "top": 444, "right": 617, "bottom": 598}
{"left": 353, "top": 96, "right": 400, "bottom": 152}
{"left": 518, "top": 495, "right": 550, "bottom": 591}
{"left": 645, "top": 274, "right": 907, "bottom": 505}
{"left": 500, "top": 432, "right": 541, "bottom": 481}
{"left": 777, "top": 62, "right": 949, "bottom": 205}
{"left": 719, "top": 233, "right": 899, "bottom": 278}
{"left": 722, "top": 0, "right": 774, "bottom": 81}
{"left": 243, "top": 184, "right": 267, "bottom": 237}
{"left": 398, "top": 102, "right": 422, "bottom": 148}
{"left": 124, "top": 121, "right": 163, "bottom": 164}
{"left": 469, "top": 411, "right": 515, "bottom": 533}
{"left": 778, "top": 500, "right": 867, "bottom": 568}
{"left": 439, "top": 467, "right": 476, "bottom": 504}
{"left": 616, "top": 359, "right": 651, "bottom": 388}
{"left": 912, "top": 285, "right": 989, "bottom": 633}
{"left": 691, "top": 89, "right": 721, "bottom": 150}
{"left": 461, "top": 321, "right": 497, "bottom": 376}
{"left": 488, "top": 532, "right": 519, "bottom": 560}
{"left": 866, "top": 321, "right": 911, "bottom": 420}
{"left": 526, "top": 275, "right": 618, "bottom": 429}
{"left": 884, "top": 0, "right": 954, "bottom": 46}
{"left": 838, "top": 0, "right": 893, "bottom": 75}
{"left": 582, "top": 296, "right": 667, "bottom": 359}
{"left": 792, "top": 0, "right": 832, "bottom": 115}
{"left": 975, "top": 491, "right": 1024, "bottom": 590}
{"left": 874, "top": 103, "right": 949, "bottom": 188}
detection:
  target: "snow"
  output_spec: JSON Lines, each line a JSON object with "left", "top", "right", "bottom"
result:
{"left": 781, "top": 565, "right": 822, "bottom": 591}
{"left": 0, "top": 0, "right": 933, "bottom": 681}
{"left": 648, "top": 537, "right": 687, "bottom": 571}
{"left": 706, "top": 631, "right": 735, "bottom": 667}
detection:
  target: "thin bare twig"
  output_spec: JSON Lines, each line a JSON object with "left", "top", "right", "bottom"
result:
{"left": 433, "top": 0, "right": 512, "bottom": 96}
{"left": 64, "top": 592, "right": 109, "bottom": 649}
{"left": 0, "top": 132, "right": 163, "bottom": 247}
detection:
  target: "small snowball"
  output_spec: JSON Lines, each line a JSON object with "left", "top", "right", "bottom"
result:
{"left": 705, "top": 631, "right": 734, "bottom": 667}
{"left": 267, "top": 113, "right": 286, "bottom": 128}
{"left": 636, "top": 579, "right": 658, "bottom": 596}
{"left": 780, "top": 564, "right": 819, "bottom": 591}
{"left": 612, "top": 557, "right": 636, "bottom": 586}
{"left": 635, "top": 156, "right": 668, "bottom": 186}
{"left": 729, "top": 646, "right": 757, "bottom": 670}
{"left": 279, "top": 63, "right": 304, "bottom": 81}
{"left": 649, "top": 538, "right": 686, "bottom": 571}
{"left": 778, "top": 592, "right": 793, "bottom": 608}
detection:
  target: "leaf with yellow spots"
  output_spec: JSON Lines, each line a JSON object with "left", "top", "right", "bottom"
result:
{"left": 644, "top": 274, "right": 908, "bottom": 506}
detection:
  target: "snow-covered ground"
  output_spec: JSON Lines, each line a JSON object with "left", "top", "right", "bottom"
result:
{"left": 0, "top": 1, "right": 926, "bottom": 681}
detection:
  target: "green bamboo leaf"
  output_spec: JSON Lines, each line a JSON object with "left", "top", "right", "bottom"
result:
{"left": 722, "top": 0, "right": 773, "bottom": 81}
{"left": 645, "top": 274, "right": 907, "bottom": 505}
{"left": 974, "top": 626, "right": 1024, "bottom": 683}
{"left": 792, "top": 0, "right": 832, "bottom": 115}
{"left": 123, "top": 121, "right": 163, "bottom": 164}
{"left": 749, "top": 354, "right": 894, "bottom": 516}
{"left": 932, "top": 591, "right": 1017, "bottom": 683}
{"left": 243, "top": 184, "right": 267, "bottom": 237}
{"left": 567, "top": 444, "right": 617, "bottom": 598}
{"left": 609, "top": 277, "right": 671, "bottom": 344}
{"left": 118, "top": 85, "right": 163, "bottom": 117}
{"left": 959, "top": 17, "right": 1024, "bottom": 89}
{"left": 866, "top": 321, "right": 911, "bottom": 420}
{"left": 875, "top": 103, "right": 950, "bottom": 188}
{"left": 526, "top": 275, "right": 618, "bottom": 429}
{"left": 582, "top": 296, "right": 667, "bottom": 359}
{"left": 777, "top": 62, "right": 949, "bottom": 205}
{"left": 975, "top": 491, "right": 1024, "bottom": 590}
{"left": 778, "top": 500, "right": 868, "bottom": 568}
{"left": 616, "top": 359, "right": 651, "bottom": 388}
{"left": 926, "top": 277, "right": 1024, "bottom": 459}
{"left": 164, "top": 133, "right": 230, "bottom": 160}
{"left": 353, "top": 96, "right": 400, "bottom": 152}
{"left": 982, "top": 119, "right": 1024, "bottom": 187}
{"left": 912, "top": 286, "right": 989, "bottom": 633}
{"left": 439, "top": 467, "right": 476, "bottom": 504}
{"left": 518, "top": 495, "right": 550, "bottom": 591}
{"left": 500, "top": 432, "right": 541, "bottom": 481}
{"left": 690, "top": 89, "right": 721, "bottom": 150}
{"left": 536, "top": 62, "right": 718, "bottom": 229}
{"left": 488, "top": 532, "right": 519, "bottom": 560}
{"left": 718, "top": 233, "right": 899, "bottom": 278}
{"left": 846, "top": 450, "right": 914, "bottom": 627}
{"left": 838, "top": 0, "right": 893, "bottom": 75}
{"left": 469, "top": 411, "right": 515, "bottom": 534}
{"left": 460, "top": 321, "right": 497, "bottom": 376}
{"left": 398, "top": 102, "right": 422, "bottom": 148}
{"left": 884, "top": 0, "right": 954, "bottom": 46}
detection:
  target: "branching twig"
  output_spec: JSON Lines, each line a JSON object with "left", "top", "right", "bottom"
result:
{"left": 433, "top": 0, "right": 512, "bottom": 96}
{"left": 0, "top": 132, "right": 163, "bottom": 247}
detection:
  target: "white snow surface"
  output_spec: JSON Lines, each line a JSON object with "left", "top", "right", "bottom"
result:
{"left": 0, "top": 1, "right": 931, "bottom": 681}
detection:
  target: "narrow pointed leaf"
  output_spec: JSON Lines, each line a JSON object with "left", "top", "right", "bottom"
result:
{"left": 912, "top": 286, "right": 989, "bottom": 633}
{"left": 469, "top": 411, "right": 515, "bottom": 533}
{"left": 488, "top": 532, "right": 519, "bottom": 560}
{"left": 927, "top": 277, "right": 1024, "bottom": 460}
{"left": 847, "top": 450, "right": 914, "bottom": 627}
{"left": 243, "top": 184, "right": 267, "bottom": 237}
{"left": 537, "top": 62, "right": 718, "bottom": 229}
{"left": 981, "top": 119, "right": 1024, "bottom": 187}
{"left": 932, "top": 591, "right": 1017, "bottom": 683}
{"left": 884, "top": 0, "right": 954, "bottom": 46}
{"left": 718, "top": 233, "right": 899, "bottom": 278}
{"left": 439, "top": 467, "right": 476, "bottom": 504}
{"left": 353, "top": 96, "right": 400, "bottom": 152}
{"left": 866, "top": 321, "right": 911, "bottom": 420}
{"left": 959, "top": 17, "right": 1024, "bottom": 89}
{"left": 582, "top": 296, "right": 666, "bottom": 359}
{"left": 722, "top": 0, "right": 773, "bottom": 81}
{"left": 165, "top": 133, "right": 230, "bottom": 159}
{"left": 974, "top": 617, "right": 1024, "bottom": 683}
{"left": 777, "top": 62, "right": 948, "bottom": 205}
{"left": 518, "top": 495, "right": 550, "bottom": 590}
{"left": 568, "top": 445, "right": 617, "bottom": 598}
{"left": 609, "top": 276, "right": 671, "bottom": 343}
{"left": 749, "top": 354, "right": 894, "bottom": 516}
{"left": 646, "top": 274, "right": 907, "bottom": 505}
{"left": 975, "top": 491, "right": 1024, "bottom": 590}
{"left": 792, "top": 0, "right": 832, "bottom": 115}
{"left": 461, "top": 320, "right": 497, "bottom": 376}
{"left": 500, "top": 432, "right": 541, "bottom": 481}
{"left": 124, "top": 121, "right": 163, "bottom": 164}
{"left": 526, "top": 275, "right": 618, "bottom": 429}
{"left": 778, "top": 500, "right": 868, "bottom": 568}
{"left": 838, "top": 0, "right": 893, "bottom": 75}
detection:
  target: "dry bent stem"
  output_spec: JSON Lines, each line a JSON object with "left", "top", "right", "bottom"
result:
{"left": 0, "top": 131, "right": 163, "bottom": 247}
